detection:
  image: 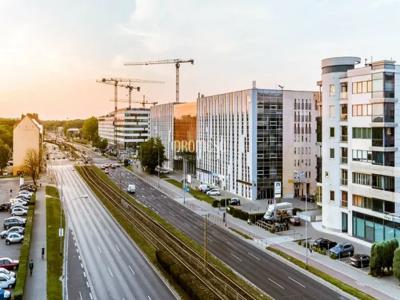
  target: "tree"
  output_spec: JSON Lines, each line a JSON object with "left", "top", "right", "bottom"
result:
{"left": 393, "top": 248, "right": 400, "bottom": 282}
{"left": 0, "top": 141, "right": 11, "bottom": 172}
{"left": 138, "top": 138, "right": 166, "bottom": 174}
{"left": 94, "top": 138, "right": 108, "bottom": 152}
{"left": 81, "top": 117, "right": 98, "bottom": 142}
{"left": 23, "top": 149, "right": 41, "bottom": 186}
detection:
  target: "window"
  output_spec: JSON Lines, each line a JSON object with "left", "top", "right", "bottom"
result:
{"left": 372, "top": 72, "right": 395, "bottom": 98}
{"left": 352, "top": 149, "right": 372, "bottom": 162}
{"left": 372, "top": 103, "right": 394, "bottom": 123}
{"left": 372, "top": 151, "right": 394, "bottom": 167}
{"left": 330, "top": 191, "right": 335, "bottom": 201}
{"left": 330, "top": 127, "right": 335, "bottom": 137}
{"left": 352, "top": 104, "right": 372, "bottom": 116}
{"left": 352, "top": 172, "right": 371, "bottom": 186}
{"left": 352, "top": 80, "right": 372, "bottom": 94}
{"left": 330, "top": 148, "right": 335, "bottom": 158}
{"left": 372, "top": 174, "right": 395, "bottom": 192}
{"left": 352, "top": 127, "right": 372, "bottom": 139}
{"left": 329, "top": 84, "right": 336, "bottom": 96}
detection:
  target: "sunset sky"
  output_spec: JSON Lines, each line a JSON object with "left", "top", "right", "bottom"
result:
{"left": 1, "top": 0, "right": 399, "bottom": 119}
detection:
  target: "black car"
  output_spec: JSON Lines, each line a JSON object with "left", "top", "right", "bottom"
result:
{"left": 0, "top": 203, "right": 11, "bottom": 212}
{"left": 229, "top": 198, "right": 241, "bottom": 206}
{"left": 3, "top": 217, "right": 26, "bottom": 230}
{"left": 350, "top": 254, "right": 370, "bottom": 268}
{"left": 312, "top": 238, "right": 337, "bottom": 250}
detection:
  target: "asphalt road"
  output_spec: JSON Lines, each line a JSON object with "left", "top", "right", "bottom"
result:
{"left": 52, "top": 163, "right": 175, "bottom": 300}
{"left": 107, "top": 167, "right": 348, "bottom": 300}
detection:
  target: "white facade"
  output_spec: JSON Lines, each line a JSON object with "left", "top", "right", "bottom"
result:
{"left": 98, "top": 107, "right": 150, "bottom": 149}
{"left": 196, "top": 87, "right": 318, "bottom": 201}
{"left": 321, "top": 56, "right": 400, "bottom": 243}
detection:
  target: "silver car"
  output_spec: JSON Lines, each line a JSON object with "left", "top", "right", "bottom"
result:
{"left": 5, "top": 233, "right": 24, "bottom": 245}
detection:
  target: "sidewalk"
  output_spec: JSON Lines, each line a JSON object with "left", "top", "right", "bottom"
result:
{"left": 25, "top": 185, "right": 47, "bottom": 300}
{"left": 128, "top": 167, "right": 400, "bottom": 300}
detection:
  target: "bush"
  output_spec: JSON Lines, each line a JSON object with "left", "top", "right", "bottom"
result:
{"left": 13, "top": 195, "right": 35, "bottom": 300}
{"left": 226, "top": 206, "right": 264, "bottom": 224}
{"left": 393, "top": 247, "right": 400, "bottom": 282}
{"left": 370, "top": 239, "right": 398, "bottom": 277}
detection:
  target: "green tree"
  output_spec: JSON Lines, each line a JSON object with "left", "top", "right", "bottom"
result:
{"left": 0, "top": 141, "right": 11, "bottom": 172}
{"left": 94, "top": 138, "right": 108, "bottom": 152}
{"left": 23, "top": 149, "right": 41, "bottom": 186}
{"left": 393, "top": 247, "right": 400, "bottom": 282}
{"left": 81, "top": 117, "right": 98, "bottom": 142}
{"left": 138, "top": 138, "right": 166, "bottom": 174}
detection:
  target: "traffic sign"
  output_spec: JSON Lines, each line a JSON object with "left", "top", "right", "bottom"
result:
{"left": 274, "top": 181, "right": 282, "bottom": 198}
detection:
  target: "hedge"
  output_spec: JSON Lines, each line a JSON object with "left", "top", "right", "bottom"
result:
{"left": 165, "top": 179, "right": 218, "bottom": 206}
{"left": 393, "top": 248, "right": 400, "bottom": 282}
{"left": 370, "top": 239, "right": 399, "bottom": 277}
{"left": 156, "top": 250, "right": 217, "bottom": 300}
{"left": 226, "top": 206, "right": 264, "bottom": 223}
{"left": 13, "top": 193, "right": 36, "bottom": 300}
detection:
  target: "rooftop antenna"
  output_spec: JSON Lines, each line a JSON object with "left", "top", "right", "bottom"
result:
{"left": 364, "top": 58, "right": 368, "bottom": 66}
{"left": 278, "top": 84, "right": 284, "bottom": 91}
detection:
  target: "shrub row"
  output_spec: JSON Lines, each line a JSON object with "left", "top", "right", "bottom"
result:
{"left": 13, "top": 193, "right": 36, "bottom": 300}
{"left": 165, "top": 179, "right": 217, "bottom": 206}
{"left": 226, "top": 206, "right": 264, "bottom": 223}
{"left": 370, "top": 239, "right": 399, "bottom": 277}
{"left": 156, "top": 250, "right": 217, "bottom": 300}
{"left": 211, "top": 198, "right": 230, "bottom": 208}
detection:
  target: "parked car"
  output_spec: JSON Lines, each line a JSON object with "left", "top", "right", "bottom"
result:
{"left": 10, "top": 204, "right": 28, "bottom": 211}
{"left": 15, "top": 195, "right": 30, "bottom": 202}
{"left": 229, "top": 198, "right": 241, "bottom": 206}
{"left": 5, "top": 233, "right": 24, "bottom": 245}
{"left": 0, "top": 204, "right": 10, "bottom": 212}
{"left": 0, "top": 227, "right": 25, "bottom": 239}
{"left": 198, "top": 184, "right": 210, "bottom": 192}
{"left": 312, "top": 238, "right": 337, "bottom": 251}
{"left": 0, "top": 268, "right": 15, "bottom": 278}
{"left": 289, "top": 216, "right": 301, "bottom": 226}
{"left": 350, "top": 254, "right": 370, "bottom": 268}
{"left": 18, "top": 191, "right": 32, "bottom": 198}
{"left": 104, "top": 168, "right": 109, "bottom": 174}
{"left": 3, "top": 217, "right": 26, "bottom": 230}
{"left": 206, "top": 189, "right": 221, "bottom": 196}
{"left": 11, "top": 207, "right": 28, "bottom": 217}
{"left": 20, "top": 184, "right": 36, "bottom": 192}
{"left": 0, "top": 258, "right": 19, "bottom": 270}
{"left": 0, "top": 273, "right": 15, "bottom": 289}
{"left": 0, "top": 288, "right": 11, "bottom": 299}
{"left": 155, "top": 166, "right": 170, "bottom": 174}
{"left": 127, "top": 184, "right": 136, "bottom": 194}
{"left": 329, "top": 243, "right": 354, "bottom": 258}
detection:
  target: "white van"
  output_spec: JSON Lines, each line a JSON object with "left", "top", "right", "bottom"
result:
{"left": 127, "top": 184, "right": 136, "bottom": 194}
{"left": 263, "top": 202, "right": 293, "bottom": 222}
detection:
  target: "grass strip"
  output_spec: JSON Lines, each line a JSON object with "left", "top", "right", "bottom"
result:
{"left": 229, "top": 227, "right": 253, "bottom": 240}
{"left": 267, "top": 246, "right": 376, "bottom": 300}
{"left": 13, "top": 194, "right": 36, "bottom": 300}
{"left": 165, "top": 178, "right": 217, "bottom": 206}
{"left": 46, "top": 186, "right": 65, "bottom": 300}
{"left": 80, "top": 166, "right": 269, "bottom": 300}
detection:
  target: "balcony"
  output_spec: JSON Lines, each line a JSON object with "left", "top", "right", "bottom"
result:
{"left": 341, "top": 199, "right": 348, "bottom": 208}
{"left": 340, "top": 135, "right": 348, "bottom": 143}
{"left": 340, "top": 114, "right": 348, "bottom": 121}
{"left": 340, "top": 157, "right": 348, "bottom": 164}
{"left": 340, "top": 92, "right": 348, "bottom": 100}
{"left": 341, "top": 178, "right": 348, "bottom": 186}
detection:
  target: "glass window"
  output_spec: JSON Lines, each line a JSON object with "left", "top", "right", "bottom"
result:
{"left": 375, "top": 222, "right": 384, "bottom": 242}
{"left": 330, "top": 127, "right": 335, "bottom": 137}
{"left": 330, "top": 190, "right": 335, "bottom": 201}
{"left": 365, "top": 220, "right": 374, "bottom": 242}
{"left": 330, "top": 148, "right": 335, "bottom": 158}
{"left": 329, "top": 84, "right": 336, "bottom": 96}
{"left": 356, "top": 217, "right": 365, "bottom": 238}
{"left": 385, "top": 225, "right": 395, "bottom": 240}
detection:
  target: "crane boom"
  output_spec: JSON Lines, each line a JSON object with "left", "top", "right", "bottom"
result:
{"left": 124, "top": 58, "right": 194, "bottom": 102}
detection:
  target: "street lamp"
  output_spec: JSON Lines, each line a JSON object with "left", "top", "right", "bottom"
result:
{"left": 294, "top": 170, "right": 309, "bottom": 268}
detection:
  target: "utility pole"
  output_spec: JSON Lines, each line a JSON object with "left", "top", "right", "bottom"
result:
{"left": 204, "top": 213, "right": 208, "bottom": 274}
{"left": 183, "top": 157, "right": 187, "bottom": 204}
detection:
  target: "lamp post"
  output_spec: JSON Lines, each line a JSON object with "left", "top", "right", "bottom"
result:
{"left": 294, "top": 170, "right": 308, "bottom": 268}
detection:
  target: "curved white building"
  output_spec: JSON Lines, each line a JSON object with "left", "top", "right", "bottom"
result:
{"left": 321, "top": 56, "right": 400, "bottom": 243}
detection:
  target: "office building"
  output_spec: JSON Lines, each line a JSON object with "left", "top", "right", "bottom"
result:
{"left": 320, "top": 56, "right": 400, "bottom": 242}
{"left": 13, "top": 113, "right": 43, "bottom": 175}
{"left": 98, "top": 107, "right": 150, "bottom": 151}
{"left": 150, "top": 101, "right": 197, "bottom": 173}
{"left": 196, "top": 85, "right": 319, "bottom": 201}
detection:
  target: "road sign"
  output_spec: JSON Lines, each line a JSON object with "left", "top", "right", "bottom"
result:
{"left": 274, "top": 181, "right": 282, "bottom": 198}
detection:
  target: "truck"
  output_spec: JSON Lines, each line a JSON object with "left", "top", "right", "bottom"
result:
{"left": 263, "top": 202, "right": 293, "bottom": 223}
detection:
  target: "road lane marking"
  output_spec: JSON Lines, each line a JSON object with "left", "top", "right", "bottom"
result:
{"left": 97, "top": 246, "right": 102, "bottom": 254}
{"left": 147, "top": 296, "right": 152, "bottom": 300}
{"left": 288, "top": 276, "right": 306, "bottom": 288}
{"left": 248, "top": 252, "right": 261, "bottom": 261}
{"left": 107, "top": 267, "right": 114, "bottom": 278}
{"left": 115, "top": 244, "right": 120, "bottom": 252}
{"left": 129, "top": 265, "right": 136, "bottom": 275}
{"left": 268, "top": 278, "right": 285, "bottom": 290}
{"left": 231, "top": 253, "right": 242, "bottom": 262}
{"left": 79, "top": 291, "right": 83, "bottom": 300}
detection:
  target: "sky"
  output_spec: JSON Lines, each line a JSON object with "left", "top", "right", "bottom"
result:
{"left": 0, "top": 0, "right": 400, "bottom": 120}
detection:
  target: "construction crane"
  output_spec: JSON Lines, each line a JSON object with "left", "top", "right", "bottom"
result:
{"left": 96, "top": 77, "right": 163, "bottom": 149}
{"left": 124, "top": 58, "right": 194, "bottom": 103}
{"left": 111, "top": 95, "right": 158, "bottom": 108}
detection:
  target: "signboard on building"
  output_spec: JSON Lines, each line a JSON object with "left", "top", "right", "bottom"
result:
{"left": 274, "top": 181, "right": 282, "bottom": 198}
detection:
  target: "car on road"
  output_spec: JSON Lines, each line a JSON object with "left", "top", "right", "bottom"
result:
{"left": 289, "top": 216, "right": 301, "bottom": 226}
{"left": 0, "top": 204, "right": 10, "bottom": 212}
{"left": 127, "top": 184, "right": 136, "bottom": 194}
{"left": 0, "top": 227, "right": 25, "bottom": 239}
{"left": 328, "top": 243, "right": 354, "bottom": 258}
{"left": 11, "top": 207, "right": 28, "bottom": 217}
{"left": 350, "top": 254, "right": 370, "bottom": 268}
{"left": 0, "top": 273, "right": 15, "bottom": 289}
{"left": 0, "top": 258, "right": 19, "bottom": 270}
{"left": 4, "top": 217, "right": 26, "bottom": 230}
{"left": 5, "top": 233, "right": 24, "bottom": 245}
{"left": 229, "top": 198, "right": 241, "bottom": 206}
{"left": 206, "top": 189, "right": 221, "bottom": 196}
{"left": 312, "top": 238, "right": 337, "bottom": 251}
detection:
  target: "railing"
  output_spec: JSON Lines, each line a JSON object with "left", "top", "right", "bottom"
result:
{"left": 340, "top": 92, "right": 348, "bottom": 99}
{"left": 341, "top": 157, "right": 348, "bottom": 164}
{"left": 340, "top": 114, "right": 348, "bottom": 121}
{"left": 341, "top": 199, "right": 348, "bottom": 208}
{"left": 341, "top": 178, "right": 348, "bottom": 186}
{"left": 341, "top": 135, "right": 348, "bottom": 142}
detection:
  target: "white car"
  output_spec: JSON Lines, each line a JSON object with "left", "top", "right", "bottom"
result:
{"left": 11, "top": 207, "right": 28, "bottom": 217}
{"left": 6, "top": 232, "right": 24, "bottom": 245}
{"left": 0, "top": 226, "right": 25, "bottom": 239}
{"left": 9, "top": 199, "right": 28, "bottom": 206}
{"left": 11, "top": 204, "right": 28, "bottom": 211}
{"left": 206, "top": 189, "right": 221, "bottom": 196}
{"left": 0, "top": 273, "right": 15, "bottom": 289}
{"left": 127, "top": 184, "right": 136, "bottom": 194}
{"left": 0, "top": 268, "right": 15, "bottom": 278}
{"left": 18, "top": 191, "right": 33, "bottom": 198}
